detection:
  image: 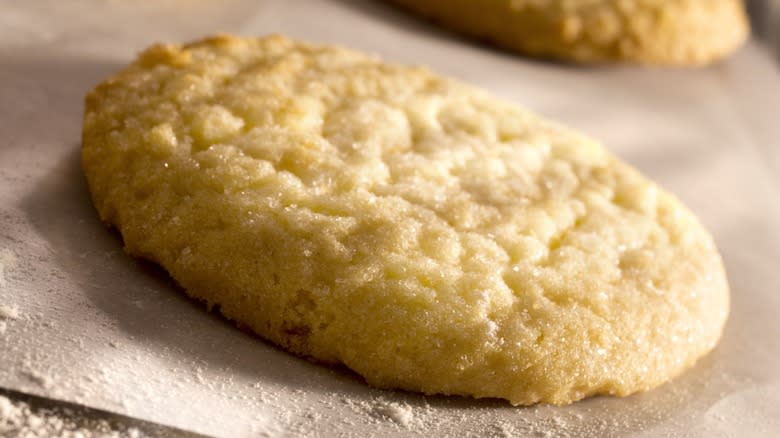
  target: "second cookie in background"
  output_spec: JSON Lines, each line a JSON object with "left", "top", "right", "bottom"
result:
{"left": 388, "top": 0, "right": 749, "bottom": 65}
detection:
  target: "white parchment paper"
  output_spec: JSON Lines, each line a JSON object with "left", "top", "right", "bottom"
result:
{"left": 1, "top": 1, "right": 779, "bottom": 436}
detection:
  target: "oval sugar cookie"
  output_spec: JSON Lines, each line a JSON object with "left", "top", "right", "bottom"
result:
{"left": 388, "top": 0, "right": 749, "bottom": 65}
{"left": 82, "top": 34, "right": 729, "bottom": 405}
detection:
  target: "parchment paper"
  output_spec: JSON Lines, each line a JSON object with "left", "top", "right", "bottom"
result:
{"left": 1, "top": 1, "right": 779, "bottom": 436}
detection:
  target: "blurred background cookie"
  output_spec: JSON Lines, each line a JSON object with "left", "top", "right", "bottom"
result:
{"left": 388, "top": 0, "right": 750, "bottom": 65}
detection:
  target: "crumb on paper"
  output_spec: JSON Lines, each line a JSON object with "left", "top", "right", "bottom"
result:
{"left": 0, "top": 247, "right": 19, "bottom": 287}
{"left": 0, "top": 305, "right": 20, "bottom": 320}
{"left": 193, "top": 367, "right": 206, "bottom": 385}
{"left": 372, "top": 400, "right": 415, "bottom": 428}
{"left": 22, "top": 370, "right": 52, "bottom": 389}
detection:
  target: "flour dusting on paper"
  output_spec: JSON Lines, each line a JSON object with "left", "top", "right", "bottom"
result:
{"left": 0, "top": 394, "right": 146, "bottom": 438}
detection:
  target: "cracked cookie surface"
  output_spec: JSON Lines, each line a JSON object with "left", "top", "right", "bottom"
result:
{"left": 389, "top": 0, "right": 748, "bottom": 65}
{"left": 82, "top": 34, "right": 729, "bottom": 405}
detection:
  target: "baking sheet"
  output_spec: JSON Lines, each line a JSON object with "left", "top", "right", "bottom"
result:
{"left": 1, "top": 0, "right": 779, "bottom": 436}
